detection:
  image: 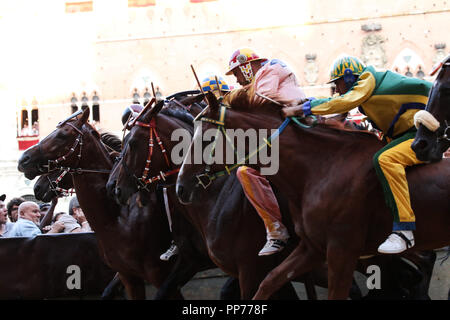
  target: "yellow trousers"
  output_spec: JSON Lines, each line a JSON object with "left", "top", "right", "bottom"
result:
{"left": 373, "top": 131, "right": 424, "bottom": 231}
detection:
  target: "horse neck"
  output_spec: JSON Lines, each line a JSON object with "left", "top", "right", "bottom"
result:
{"left": 71, "top": 129, "right": 119, "bottom": 230}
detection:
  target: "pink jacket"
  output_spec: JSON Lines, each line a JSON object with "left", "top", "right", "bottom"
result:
{"left": 253, "top": 59, "right": 306, "bottom": 107}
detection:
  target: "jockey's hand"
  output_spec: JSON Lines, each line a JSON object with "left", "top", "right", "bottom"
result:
{"left": 282, "top": 104, "right": 304, "bottom": 119}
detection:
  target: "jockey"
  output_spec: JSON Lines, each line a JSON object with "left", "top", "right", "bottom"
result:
{"left": 225, "top": 48, "right": 306, "bottom": 256}
{"left": 283, "top": 55, "right": 432, "bottom": 254}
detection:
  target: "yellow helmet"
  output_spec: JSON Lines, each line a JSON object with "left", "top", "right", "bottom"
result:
{"left": 329, "top": 56, "right": 365, "bottom": 83}
{"left": 201, "top": 75, "right": 231, "bottom": 97}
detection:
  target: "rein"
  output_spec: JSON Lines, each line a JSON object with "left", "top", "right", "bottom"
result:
{"left": 123, "top": 117, "right": 180, "bottom": 192}
{"left": 194, "top": 103, "right": 316, "bottom": 189}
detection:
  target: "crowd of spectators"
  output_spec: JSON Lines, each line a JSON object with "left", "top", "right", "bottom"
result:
{"left": 0, "top": 193, "right": 92, "bottom": 238}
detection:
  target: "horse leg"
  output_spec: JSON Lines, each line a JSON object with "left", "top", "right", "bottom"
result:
{"left": 269, "top": 282, "right": 300, "bottom": 300}
{"left": 253, "top": 242, "right": 322, "bottom": 300}
{"left": 220, "top": 277, "right": 241, "bottom": 300}
{"left": 153, "top": 256, "right": 198, "bottom": 300}
{"left": 326, "top": 245, "right": 359, "bottom": 300}
{"left": 118, "top": 273, "right": 146, "bottom": 300}
{"left": 101, "top": 272, "right": 125, "bottom": 300}
{"left": 303, "top": 273, "right": 318, "bottom": 300}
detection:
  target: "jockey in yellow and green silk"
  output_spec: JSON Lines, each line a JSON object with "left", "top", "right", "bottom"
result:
{"left": 287, "top": 55, "right": 432, "bottom": 254}
{"left": 226, "top": 48, "right": 306, "bottom": 256}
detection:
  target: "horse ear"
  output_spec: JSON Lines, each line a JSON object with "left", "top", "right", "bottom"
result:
{"left": 205, "top": 91, "right": 219, "bottom": 110}
{"left": 78, "top": 107, "right": 90, "bottom": 124}
{"left": 149, "top": 99, "right": 164, "bottom": 116}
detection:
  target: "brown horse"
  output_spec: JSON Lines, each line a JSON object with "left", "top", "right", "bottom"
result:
{"left": 412, "top": 55, "right": 450, "bottom": 162}
{"left": 176, "top": 91, "right": 450, "bottom": 299}
{"left": 18, "top": 109, "right": 183, "bottom": 299}
{"left": 110, "top": 101, "right": 324, "bottom": 299}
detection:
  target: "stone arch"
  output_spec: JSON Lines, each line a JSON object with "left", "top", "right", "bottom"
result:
{"left": 391, "top": 48, "right": 425, "bottom": 77}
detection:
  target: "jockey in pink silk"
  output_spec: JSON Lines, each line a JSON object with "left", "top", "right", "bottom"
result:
{"left": 225, "top": 48, "right": 306, "bottom": 256}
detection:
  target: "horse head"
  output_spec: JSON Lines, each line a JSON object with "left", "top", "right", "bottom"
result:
{"left": 34, "top": 170, "right": 74, "bottom": 203}
{"left": 34, "top": 131, "right": 122, "bottom": 203}
{"left": 112, "top": 100, "right": 190, "bottom": 206}
{"left": 412, "top": 55, "right": 450, "bottom": 162}
{"left": 18, "top": 108, "right": 91, "bottom": 180}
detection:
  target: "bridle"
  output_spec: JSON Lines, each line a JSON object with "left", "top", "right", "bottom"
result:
{"left": 38, "top": 114, "right": 110, "bottom": 176}
{"left": 194, "top": 103, "right": 316, "bottom": 189}
{"left": 120, "top": 116, "right": 180, "bottom": 192}
{"left": 46, "top": 169, "right": 75, "bottom": 197}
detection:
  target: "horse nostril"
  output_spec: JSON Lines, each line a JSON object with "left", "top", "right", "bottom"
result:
{"left": 115, "top": 187, "right": 121, "bottom": 198}
{"left": 413, "top": 139, "right": 428, "bottom": 151}
{"left": 19, "top": 154, "right": 30, "bottom": 167}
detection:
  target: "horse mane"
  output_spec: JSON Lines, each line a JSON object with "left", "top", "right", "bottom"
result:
{"left": 224, "top": 85, "right": 271, "bottom": 110}
{"left": 100, "top": 132, "right": 122, "bottom": 152}
{"left": 161, "top": 107, "right": 194, "bottom": 126}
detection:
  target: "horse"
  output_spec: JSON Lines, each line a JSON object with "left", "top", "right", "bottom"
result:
{"left": 176, "top": 91, "right": 450, "bottom": 299}
{"left": 109, "top": 100, "right": 324, "bottom": 300}
{"left": 412, "top": 54, "right": 450, "bottom": 162}
{"left": 18, "top": 109, "right": 185, "bottom": 299}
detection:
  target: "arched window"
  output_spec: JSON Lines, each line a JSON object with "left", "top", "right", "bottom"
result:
{"left": 71, "top": 93, "right": 78, "bottom": 114}
{"left": 143, "top": 87, "right": 151, "bottom": 104}
{"left": 92, "top": 91, "right": 100, "bottom": 122}
{"left": 31, "top": 109, "right": 39, "bottom": 135}
{"left": 405, "top": 67, "right": 413, "bottom": 77}
{"left": 21, "top": 109, "right": 29, "bottom": 135}
{"left": 416, "top": 66, "right": 425, "bottom": 79}
{"left": 132, "top": 88, "right": 140, "bottom": 104}
{"left": 81, "top": 92, "right": 89, "bottom": 111}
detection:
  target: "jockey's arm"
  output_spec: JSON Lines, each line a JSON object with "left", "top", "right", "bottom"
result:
{"left": 303, "top": 71, "right": 376, "bottom": 116}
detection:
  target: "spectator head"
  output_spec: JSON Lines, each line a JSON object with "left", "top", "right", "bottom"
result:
{"left": 7, "top": 197, "right": 25, "bottom": 222}
{"left": 0, "top": 195, "right": 7, "bottom": 225}
{"left": 18, "top": 201, "right": 41, "bottom": 225}
{"left": 39, "top": 203, "right": 51, "bottom": 220}
{"left": 68, "top": 196, "right": 80, "bottom": 216}
{"left": 52, "top": 212, "right": 66, "bottom": 223}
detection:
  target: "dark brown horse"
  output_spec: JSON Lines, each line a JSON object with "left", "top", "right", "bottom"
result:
{"left": 110, "top": 101, "right": 326, "bottom": 299}
{"left": 18, "top": 109, "right": 183, "bottom": 299}
{"left": 412, "top": 55, "right": 450, "bottom": 162}
{"left": 176, "top": 91, "right": 450, "bottom": 299}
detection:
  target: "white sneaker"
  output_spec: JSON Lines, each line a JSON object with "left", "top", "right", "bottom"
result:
{"left": 258, "top": 239, "right": 287, "bottom": 256}
{"left": 378, "top": 231, "right": 415, "bottom": 254}
{"left": 160, "top": 242, "right": 179, "bottom": 261}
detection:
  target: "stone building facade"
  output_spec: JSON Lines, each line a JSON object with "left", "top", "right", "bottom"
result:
{"left": 0, "top": 0, "right": 449, "bottom": 197}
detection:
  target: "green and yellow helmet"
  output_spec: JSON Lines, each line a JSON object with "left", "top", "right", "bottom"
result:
{"left": 329, "top": 56, "right": 365, "bottom": 83}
